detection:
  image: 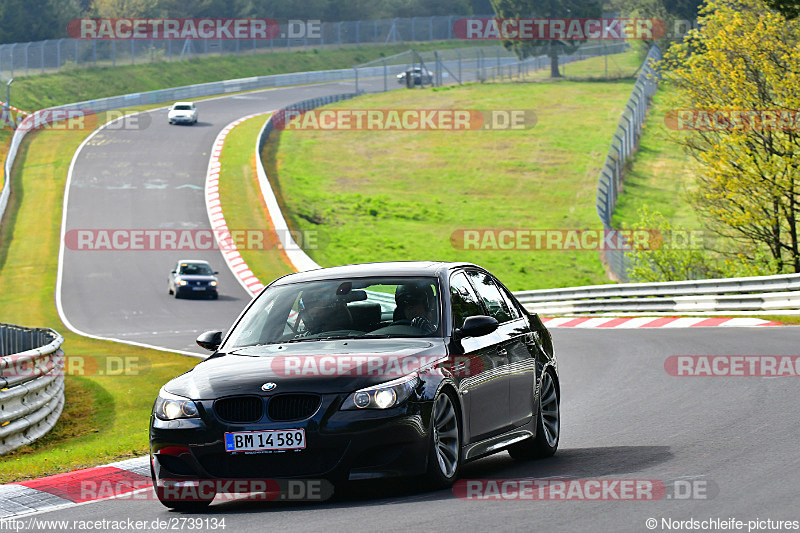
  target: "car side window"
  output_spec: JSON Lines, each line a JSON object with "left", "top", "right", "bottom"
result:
{"left": 493, "top": 279, "right": 522, "bottom": 320}
{"left": 466, "top": 270, "right": 513, "bottom": 324}
{"left": 449, "top": 272, "right": 484, "bottom": 329}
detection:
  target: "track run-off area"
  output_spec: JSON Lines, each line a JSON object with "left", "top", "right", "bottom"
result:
{"left": 17, "top": 76, "right": 800, "bottom": 532}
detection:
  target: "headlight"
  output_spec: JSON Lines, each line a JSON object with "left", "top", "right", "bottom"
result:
{"left": 210, "top": 281, "right": 217, "bottom": 287}
{"left": 154, "top": 389, "right": 199, "bottom": 420}
{"left": 341, "top": 374, "right": 419, "bottom": 410}
{"left": 178, "top": 280, "right": 187, "bottom": 286}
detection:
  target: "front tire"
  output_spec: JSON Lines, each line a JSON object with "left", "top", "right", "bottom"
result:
{"left": 423, "top": 390, "right": 461, "bottom": 489}
{"left": 509, "top": 369, "right": 559, "bottom": 460}
{"left": 151, "top": 463, "right": 214, "bottom": 511}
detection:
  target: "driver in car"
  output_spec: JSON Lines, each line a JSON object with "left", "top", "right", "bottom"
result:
{"left": 395, "top": 283, "right": 437, "bottom": 334}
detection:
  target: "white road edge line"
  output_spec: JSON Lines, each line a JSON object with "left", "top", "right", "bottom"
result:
{"left": 55, "top": 110, "right": 203, "bottom": 358}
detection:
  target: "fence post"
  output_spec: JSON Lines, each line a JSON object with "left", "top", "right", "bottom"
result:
{"left": 25, "top": 42, "right": 31, "bottom": 74}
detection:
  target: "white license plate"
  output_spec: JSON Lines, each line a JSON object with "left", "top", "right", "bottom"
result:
{"left": 192, "top": 286, "right": 206, "bottom": 291}
{"left": 224, "top": 429, "right": 306, "bottom": 452}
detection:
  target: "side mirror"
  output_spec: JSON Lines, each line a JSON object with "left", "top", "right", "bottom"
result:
{"left": 170, "top": 270, "right": 177, "bottom": 274}
{"left": 455, "top": 315, "right": 499, "bottom": 340}
{"left": 213, "top": 271, "right": 219, "bottom": 275}
{"left": 196, "top": 330, "right": 223, "bottom": 351}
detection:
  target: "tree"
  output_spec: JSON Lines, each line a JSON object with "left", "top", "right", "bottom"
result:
{"left": 664, "top": 0, "right": 800, "bottom": 273}
{"left": 606, "top": 0, "right": 703, "bottom": 46}
{"left": 763, "top": 0, "right": 800, "bottom": 19}
{"left": 489, "top": 0, "right": 602, "bottom": 77}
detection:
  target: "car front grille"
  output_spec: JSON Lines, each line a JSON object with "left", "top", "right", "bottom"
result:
{"left": 267, "top": 394, "right": 321, "bottom": 422}
{"left": 214, "top": 396, "right": 264, "bottom": 423}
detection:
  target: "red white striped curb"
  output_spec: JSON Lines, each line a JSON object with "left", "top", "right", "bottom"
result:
{"left": 204, "top": 112, "right": 272, "bottom": 297}
{"left": 541, "top": 316, "right": 781, "bottom": 328}
{"left": 0, "top": 457, "right": 151, "bottom": 517}
{"left": 0, "top": 101, "right": 31, "bottom": 116}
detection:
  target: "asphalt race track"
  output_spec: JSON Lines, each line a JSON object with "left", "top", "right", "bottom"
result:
{"left": 59, "top": 79, "right": 385, "bottom": 355}
{"left": 25, "top": 327, "right": 800, "bottom": 532}
{"left": 52, "top": 79, "right": 800, "bottom": 532}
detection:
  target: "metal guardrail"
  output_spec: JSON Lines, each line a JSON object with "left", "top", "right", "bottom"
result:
{"left": 514, "top": 273, "right": 800, "bottom": 315}
{"left": 596, "top": 44, "right": 662, "bottom": 282}
{"left": 0, "top": 323, "right": 65, "bottom": 455}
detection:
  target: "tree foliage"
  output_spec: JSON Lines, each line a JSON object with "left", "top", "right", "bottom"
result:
{"left": 762, "top": 0, "right": 800, "bottom": 19}
{"left": 663, "top": 0, "right": 800, "bottom": 273}
{"left": 488, "top": 0, "right": 602, "bottom": 77}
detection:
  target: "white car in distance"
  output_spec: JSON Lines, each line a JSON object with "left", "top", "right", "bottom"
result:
{"left": 168, "top": 102, "right": 198, "bottom": 125}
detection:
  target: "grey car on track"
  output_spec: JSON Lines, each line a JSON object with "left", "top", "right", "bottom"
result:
{"left": 168, "top": 259, "right": 219, "bottom": 299}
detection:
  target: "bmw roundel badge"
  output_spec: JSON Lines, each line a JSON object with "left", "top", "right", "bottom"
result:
{"left": 261, "top": 382, "right": 277, "bottom": 392}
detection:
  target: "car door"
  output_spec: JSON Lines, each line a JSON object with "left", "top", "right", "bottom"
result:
{"left": 490, "top": 275, "right": 539, "bottom": 428}
{"left": 465, "top": 269, "right": 534, "bottom": 429}
{"left": 449, "top": 271, "right": 510, "bottom": 442}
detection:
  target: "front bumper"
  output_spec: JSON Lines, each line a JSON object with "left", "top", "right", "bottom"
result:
{"left": 150, "top": 394, "right": 433, "bottom": 486}
{"left": 176, "top": 285, "right": 217, "bottom": 296}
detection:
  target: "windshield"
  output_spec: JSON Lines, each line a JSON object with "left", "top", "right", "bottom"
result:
{"left": 173, "top": 105, "right": 193, "bottom": 110}
{"left": 225, "top": 276, "right": 442, "bottom": 348}
{"left": 178, "top": 263, "right": 213, "bottom": 275}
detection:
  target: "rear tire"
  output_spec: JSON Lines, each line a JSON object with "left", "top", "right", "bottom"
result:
{"left": 509, "top": 369, "right": 559, "bottom": 460}
{"left": 423, "top": 390, "right": 461, "bottom": 489}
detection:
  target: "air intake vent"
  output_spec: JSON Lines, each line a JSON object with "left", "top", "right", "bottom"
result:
{"left": 214, "top": 396, "right": 263, "bottom": 423}
{"left": 268, "top": 394, "right": 321, "bottom": 422}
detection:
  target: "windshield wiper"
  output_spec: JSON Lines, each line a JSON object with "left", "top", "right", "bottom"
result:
{"left": 282, "top": 334, "right": 358, "bottom": 343}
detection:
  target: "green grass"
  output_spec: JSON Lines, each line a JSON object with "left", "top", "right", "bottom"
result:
{"left": 10, "top": 41, "right": 477, "bottom": 112}
{"left": 265, "top": 77, "right": 639, "bottom": 291}
{"left": 0, "top": 109, "right": 197, "bottom": 483}
{"left": 217, "top": 115, "right": 295, "bottom": 284}
{"left": 611, "top": 82, "right": 701, "bottom": 229}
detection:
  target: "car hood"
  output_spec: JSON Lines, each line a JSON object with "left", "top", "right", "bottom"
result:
{"left": 164, "top": 338, "right": 448, "bottom": 399}
{"left": 169, "top": 110, "right": 195, "bottom": 116}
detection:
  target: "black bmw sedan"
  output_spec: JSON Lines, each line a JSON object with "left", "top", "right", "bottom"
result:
{"left": 149, "top": 261, "right": 559, "bottom": 509}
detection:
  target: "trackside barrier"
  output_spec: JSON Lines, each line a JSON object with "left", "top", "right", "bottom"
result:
{"left": 596, "top": 44, "right": 662, "bottom": 281}
{"left": 514, "top": 273, "right": 800, "bottom": 315}
{"left": 254, "top": 93, "right": 359, "bottom": 272}
{"left": 0, "top": 323, "right": 65, "bottom": 455}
